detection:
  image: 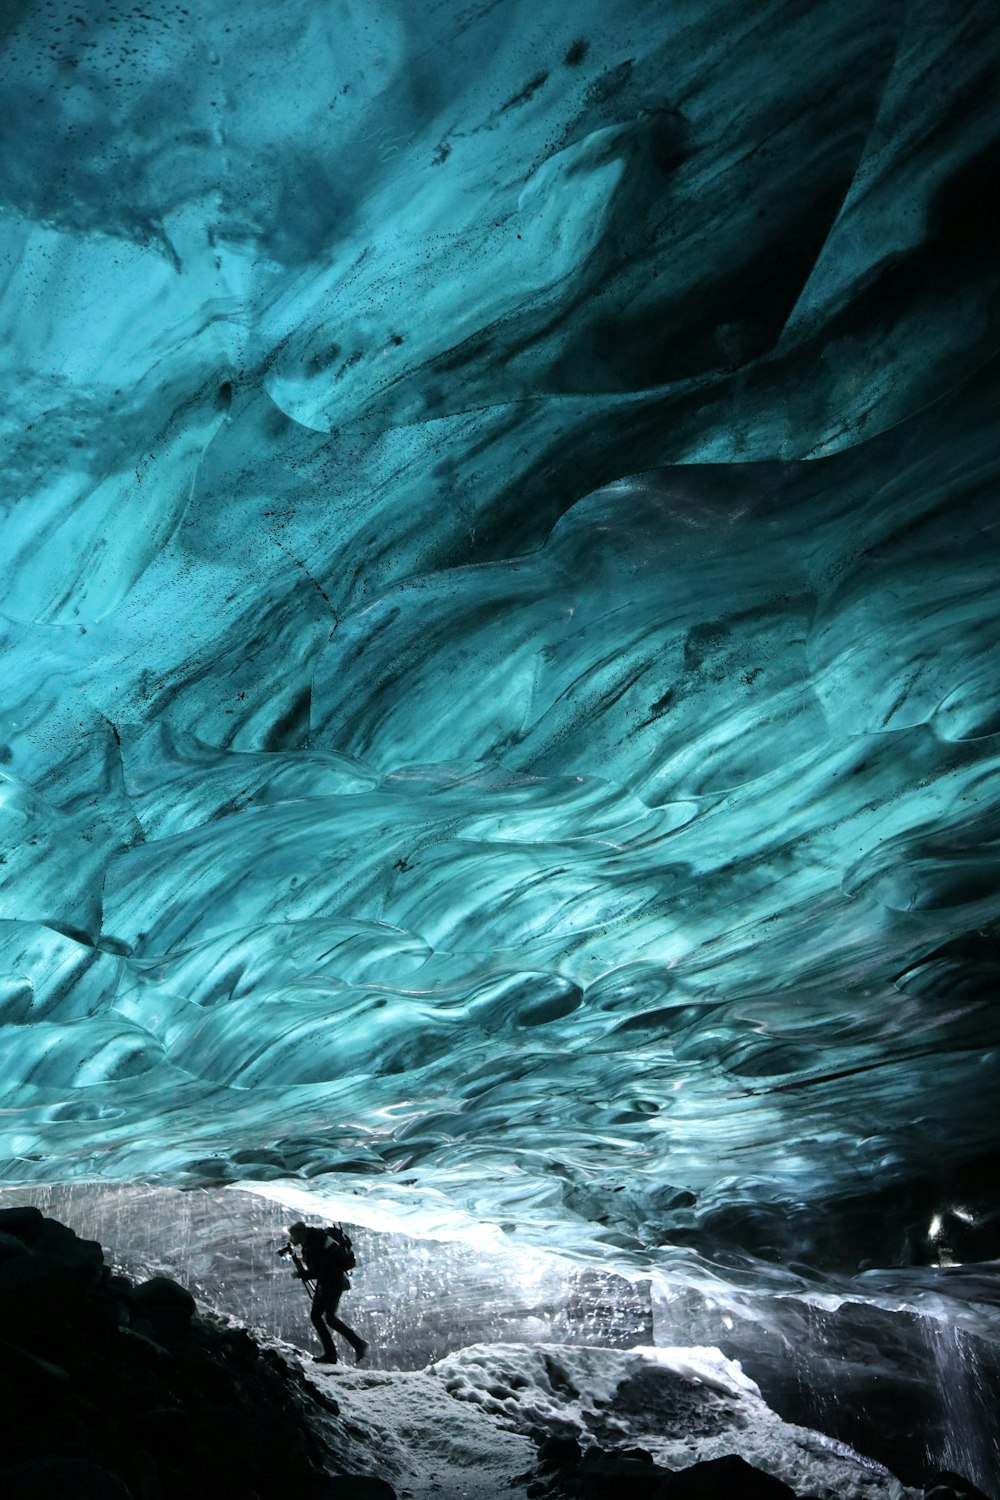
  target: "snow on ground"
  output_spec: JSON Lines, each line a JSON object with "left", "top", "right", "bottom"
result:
{"left": 289, "top": 1341, "right": 922, "bottom": 1500}
{"left": 298, "top": 1361, "right": 538, "bottom": 1500}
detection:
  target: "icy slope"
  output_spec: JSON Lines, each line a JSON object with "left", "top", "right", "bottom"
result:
{"left": 315, "top": 1343, "right": 920, "bottom": 1500}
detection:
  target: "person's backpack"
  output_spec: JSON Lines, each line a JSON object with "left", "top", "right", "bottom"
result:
{"left": 323, "top": 1225, "right": 356, "bottom": 1275}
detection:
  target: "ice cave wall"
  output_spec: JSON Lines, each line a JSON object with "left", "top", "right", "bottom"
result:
{"left": 0, "top": 0, "right": 998, "bottom": 1303}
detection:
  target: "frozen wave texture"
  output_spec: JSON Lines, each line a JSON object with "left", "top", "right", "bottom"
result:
{"left": 0, "top": 0, "right": 998, "bottom": 1356}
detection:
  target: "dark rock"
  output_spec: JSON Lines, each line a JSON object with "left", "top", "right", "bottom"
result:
{"left": 118, "top": 1322, "right": 170, "bottom": 1356}
{"left": 0, "top": 1205, "right": 44, "bottom": 1243}
{"left": 0, "top": 1230, "right": 30, "bottom": 1263}
{"left": 130, "top": 1275, "right": 197, "bottom": 1319}
{"left": 128, "top": 1276, "right": 196, "bottom": 1341}
{"left": 657, "top": 1454, "right": 797, "bottom": 1499}
{"left": 924, "top": 1473, "right": 992, "bottom": 1500}
{"left": 0, "top": 1213, "right": 106, "bottom": 1356}
{"left": 0, "top": 1213, "right": 368, "bottom": 1499}
{"left": 123, "top": 1445, "right": 161, "bottom": 1500}
{"left": 32, "top": 1217, "right": 105, "bottom": 1285}
{"left": 0, "top": 1333, "right": 71, "bottom": 1394}
{"left": 0, "top": 1247, "right": 96, "bottom": 1300}
{"left": 537, "top": 1433, "right": 583, "bottom": 1470}
{"left": 0, "top": 1455, "right": 133, "bottom": 1499}
{"left": 104, "top": 1273, "right": 137, "bottom": 1327}
{"left": 575, "top": 1445, "right": 666, "bottom": 1500}
{"left": 579, "top": 1446, "right": 657, "bottom": 1475}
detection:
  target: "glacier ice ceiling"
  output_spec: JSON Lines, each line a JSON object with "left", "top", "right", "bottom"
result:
{"left": 1, "top": 0, "right": 999, "bottom": 1310}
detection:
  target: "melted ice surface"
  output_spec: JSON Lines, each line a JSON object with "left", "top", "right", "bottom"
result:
{"left": 333, "top": 1343, "right": 918, "bottom": 1500}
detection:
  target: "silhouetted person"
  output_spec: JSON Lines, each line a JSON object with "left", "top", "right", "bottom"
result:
{"left": 287, "top": 1220, "right": 369, "bottom": 1365}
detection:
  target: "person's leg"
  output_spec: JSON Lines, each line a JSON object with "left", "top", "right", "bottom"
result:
{"left": 310, "top": 1286, "right": 337, "bottom": 1361}
{"left": 327, "top": 1310, "right": 368, "bottom": 1362}
{"left": 324, "top": 1283, "right": 368, "bottom": 1363}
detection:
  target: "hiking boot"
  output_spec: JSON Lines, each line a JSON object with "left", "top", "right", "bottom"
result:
{"left": 313, "top": 1352, "right": 338, "bottom": 1364}
{"left": 354, "top": 1340, "right": 369, "bottom": 1364}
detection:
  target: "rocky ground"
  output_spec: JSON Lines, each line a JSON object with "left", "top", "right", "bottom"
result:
{"left": 0, "top": 1209, "right": 988, "bottom": 1500}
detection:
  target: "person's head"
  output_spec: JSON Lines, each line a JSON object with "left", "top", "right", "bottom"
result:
{"left": 288, "top": 1221, "right": 307, "bottom": 1245}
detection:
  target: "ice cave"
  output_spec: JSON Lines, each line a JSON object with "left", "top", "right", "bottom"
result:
{"left": 0, "top": 0, "right": 998, "bottom": 1496}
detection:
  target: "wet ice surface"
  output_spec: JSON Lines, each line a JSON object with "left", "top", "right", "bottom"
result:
{"left": 299, "top": 1343, "right": 920, "bottom": 1500}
